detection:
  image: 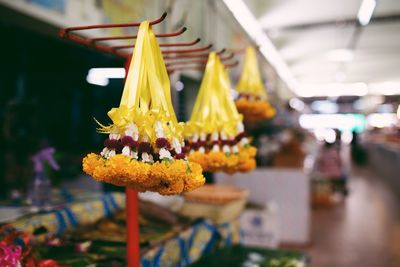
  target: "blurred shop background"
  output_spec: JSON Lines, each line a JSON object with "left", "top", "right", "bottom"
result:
{"left": 0, "top": 1, "right": 400, "bottom": 267}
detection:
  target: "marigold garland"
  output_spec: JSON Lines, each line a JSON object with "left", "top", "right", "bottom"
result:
{"left": 83, "top": 154, "right": 204, "bottom": 195}
{"left": 235, "top": 47, "right": 276, "bottom": 122}
{"left": 184, "top": 52, "right": 257, "bottom": 174}
{"left": 187, "top": 146, "right": 257, "bottom": 173}
{"left": 235, "top": 98, "right": 276, "bottom": 122}
{"left": 82, "top": 22, "right": 205, "bottom": 194}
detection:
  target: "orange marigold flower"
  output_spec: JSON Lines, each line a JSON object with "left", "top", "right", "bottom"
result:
{"left": 238, "top": 158, "right": 256, "bottom": 172}
{"left": 127, "top": 160, "right": 151, "bottom": 188}
{"left": 225, "top": 154, "right": 239, "bottom": 168}
{"left": 183, "top": 162, "right": 205, "bottom": 192}
{"left": 236, "top": 98, "right": 276, "bottom": 122}
{"left": 82, "top": 153, "right": 103, "bottom": 177}
{"left": 155, "top": 161, "right": 185, "bottom": 195}
{"left": 148, "top": 161, "right": 170, "bottom": 189}
{"left": 92, "top": 163, "right": 110, "bottom": 183}
{"left": 106, "top": 154, "right": 132, "bottom": 186}
{"left": 188, "top": 151, "right": 208, "bottom": 170}
{"left": 206, "top": 151, "right": 227, "bottom": 172}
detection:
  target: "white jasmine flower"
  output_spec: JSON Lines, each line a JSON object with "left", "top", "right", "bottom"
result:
{"left": 122, "top": 146, "right": 131, "bottom": 156}
{"left": 159, "top": 148, "right": 172, "bottom": 160}
{"left": 200, "top": 132, "right": 206, "bottom": 141}
{"left": 141, "top": 152, "right": 154, "bottom": 163}
{"left": 237, "top": 122, "right": 244, "bottom": 133}
{"left": 232, "top": 145, "right": 239, "bottom": 154}
{"left": 155, "top": 121, "right": 164, "bottom": 138}
{"left": 172, "top": 138, "right": 182, "bottom": 154}
{"left": 108, "top": 150, "right": 116, "bottom": 157}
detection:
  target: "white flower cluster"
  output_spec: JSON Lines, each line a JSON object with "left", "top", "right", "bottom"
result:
{"left": 122, "top": 123, "right": 139, "bottom": 159}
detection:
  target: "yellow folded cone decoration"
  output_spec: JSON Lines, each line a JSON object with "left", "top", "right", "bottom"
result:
{"left": 82, "top": 21, "right": 205, "bottom": 195}
{"left": 236, "top": 47, "right": 276, "bottom": 122}
{"left": 184, "top": 52, "right": 257, "bottom": 174}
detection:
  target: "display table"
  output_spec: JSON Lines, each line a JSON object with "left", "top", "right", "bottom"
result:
{"left": 216, "top": 168, "right": 310, "bottom": 245}
{"left": 1, "top": 191, "right": 240, "bottom": 266}
{"left": 363, "top": 141, "right": 400, "bottom": 193}
{"left": 188, "top": 245, "right": 308, "bottom": 267}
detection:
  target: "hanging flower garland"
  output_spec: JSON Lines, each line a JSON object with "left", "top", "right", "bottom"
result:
{"left": 235, "top": 47, "right": 276, "bottom": 122}
{"left": 184, "top": 52, "right": 257, "bottom": 174}
{"left": 82, "top": 21, "right": 205, "bottom": 195}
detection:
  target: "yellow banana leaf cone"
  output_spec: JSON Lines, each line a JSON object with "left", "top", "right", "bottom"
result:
{"left": 82, "top": 21, "right": 204, "bottom": 195}
{"left": 184, "top": 52, "right": 257, "bottom": 174}
{"left": 236, "top": 47, "right": 276, "bottom": 122}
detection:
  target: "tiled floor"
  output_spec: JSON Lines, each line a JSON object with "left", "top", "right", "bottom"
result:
{"left": 304, "top": 168, "right": 400, "bottom": 267}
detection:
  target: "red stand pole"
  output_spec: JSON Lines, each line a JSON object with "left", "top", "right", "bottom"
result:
{"left": 124, "top": 59, "right": 140, "bottom": 267}
{"left": 126, "top": 188, "right": 140, "bottom": 267}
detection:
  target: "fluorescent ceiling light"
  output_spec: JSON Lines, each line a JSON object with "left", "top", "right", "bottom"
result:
{"left": 357, "top": 0, "right": 376, "bottom": 26}
{"left": 289, "top": 98, "right": 305, "bottom": 111}
{"left": 353, "top": 95, "right": 384, "bottom": 111}
{"left": 297, "top": 82, "right": 368, "bottom": 97}
{"left": 88, "top": 68, "right": 125, "bottom": 79}
{"left": 377, "top": 104, "right": 394, "bottom": 113}
{"left": 86, "top": 68, "right": 125, "bottom": 86}
{"left": 367, "top": 113, "right": 397, "bottom": 128}
{"left": 222, "top": 0, "right": 297, "bottom": 92}
{"left": 325, "top": 49, "right": 354, "bottom": 62}
{"left": 368, "top": 82, "right": 400, "bottom": 95}
{"left": 299, "top": 114, "right": 366, "bottom": 132}
{"left": 298, "top": 81, "right": 400, "bottom": 97}
{"left": 175, "top": 80, "right": 184, "bottom": 91}
{"left": 311, "top": 100, "right": 339, "bottom": 114}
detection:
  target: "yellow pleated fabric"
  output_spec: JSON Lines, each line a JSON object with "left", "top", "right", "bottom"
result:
{"left": 186, "top": 52, "right": 242, "bottom": 137}
{"left": 99, "top": 21, "right": 183, "bottom": 142}
{"left": 236, "top": 47, "right": 267, "bottom": 97}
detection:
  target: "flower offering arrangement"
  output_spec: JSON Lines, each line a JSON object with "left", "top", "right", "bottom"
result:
{"left": 185, "top": 52, "right": 257, "bottom": 174}
{"left": 82, "top": 21, "right": 205, "bottom": 195}
{"left": 235, "top": 47, "right": 276, "bottom": 122}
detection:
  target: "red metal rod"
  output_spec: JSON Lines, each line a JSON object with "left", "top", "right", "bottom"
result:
{"left": 162, "top": 49, "right": 227, "bottom": 60}
{"left": 59, "top": 30, "right": 128, "bottom": 58}
{"left": 224, "top": 60, "right": 239, "bottom": 68}
{"left": 164, "top": 51, "right": 234, "bottom": 61}
{"left": 125, "top": 57, "right": 140, "bottom": 267}
{"left": 126, "top": 188, "right": 140, "bottom": 267}
{"left": 165, "top": 59, "right": 208, "bottom": 67}
{"left": 162, "top": 44, "right": 212, "bottom": 54}
{"left": 62, "top": 12, "right": 167, "bottom": 34}
{"left": 111, "top": 38, "right": 200, "bottom": 50}
{"left": 167, "top": 60, "right": 239, "bottom": 72}
{"left": 88, "top": 27, "right": 187, "bottom": 43}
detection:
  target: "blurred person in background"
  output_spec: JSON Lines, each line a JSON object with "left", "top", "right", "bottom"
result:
{"left": 351, "top": 130, "right": 367, "bottom": 166}
{"left": 315, "top": 139, "right": 348, "bottom": 196}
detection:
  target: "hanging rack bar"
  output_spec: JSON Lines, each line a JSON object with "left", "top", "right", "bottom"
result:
{"left": 165, "top": 56, "right": 236, "bottom": 66}
{"left": 164, "top": 51, "right": 234, "bottom": 61}
{"left": 88, "top": 27, "right": 187, "bottom": 43}
{"left": 61, "top": 12, "right": 167, "bottom": 35}
{"left": 167, "top": 60, "right": 239, "bottom": 73}
{"left": 161, "top": 44, "right": 213, "bottom": 54}
{"left": 111, "top": 38, "right": 201, "bottom": 50}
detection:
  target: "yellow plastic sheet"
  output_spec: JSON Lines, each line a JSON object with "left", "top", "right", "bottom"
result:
{"left": 186, "top": 52, "right": 242, "bottom": 137}
{"left": 236, "top": 47, "right": 267, "bottom": 98}
{"left": 99, "top": 21, "right": 182, "bottom": 142}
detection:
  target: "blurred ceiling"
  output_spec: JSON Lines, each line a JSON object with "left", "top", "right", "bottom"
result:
{"left": 243, "top": 0, "right": 400, "bottom": 96}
